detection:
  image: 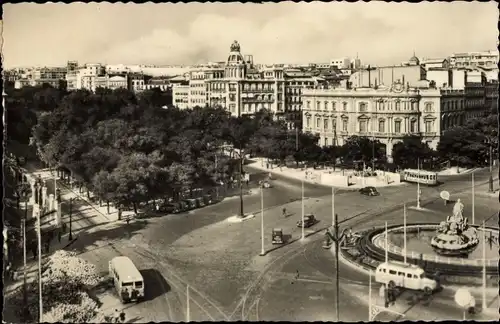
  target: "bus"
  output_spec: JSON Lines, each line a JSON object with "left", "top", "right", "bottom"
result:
{"left": 109, "top": 256, "right": 144, "bottom": 303}
{"left": 375, "top": 261, "right": 438, "bottom": 294}
{"left": 402, "top": 169, "right": 438, "bottom": 186}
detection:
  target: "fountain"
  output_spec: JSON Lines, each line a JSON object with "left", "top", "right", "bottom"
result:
{"left": 430, "top": 199, "right": 479, "bottom": 257}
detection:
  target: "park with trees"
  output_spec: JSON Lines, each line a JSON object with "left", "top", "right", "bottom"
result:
{"left": 5, "top": 84, "right": 498, "bottom": 217}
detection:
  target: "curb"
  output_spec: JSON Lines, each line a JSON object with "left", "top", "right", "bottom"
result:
{"left": 248, "top": 162, "right": 405, "bottom": 190}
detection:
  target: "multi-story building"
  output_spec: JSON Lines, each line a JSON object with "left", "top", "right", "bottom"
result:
{"left": 13, "top": 66, "right": 67, "bottom": 89}
{"left": 75, "top": 63, "right": 107, "bottom": 91}
{"left": 189, "top": 69, "right": 207, "bottom": 107}
{"left": 301, "top": 81, "right": 442, "bottom": 154}
{"left": 301, "top": 61, "right": 491, "bottom": 160}
{"left": 66, "top": 61, "right": 79, "bottom": 90}
{"left": 450, "top": 51, "right": 498, "bottom": 70}
{"left": 127, "top": 73, "right": 147, "bottom": 92}
{"left": 197, "top": 41, "right": 287, "bottom": 119}
{"left": 283, "top": 68, "right": 322, "bottom": 129}
{"left": 172, "top": 84, "right": 190, "bottom": 109}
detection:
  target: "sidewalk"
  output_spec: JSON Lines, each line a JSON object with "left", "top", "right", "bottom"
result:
{"left": 247, "top": 158, "right": 403, "bottom": 189}
{"left": 4, "top": 168, "right": 122, "bottom": 296}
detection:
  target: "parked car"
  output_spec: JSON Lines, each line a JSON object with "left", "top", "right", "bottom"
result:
{"left": 296, "top": 214, "right": 318, "bottom": 228}
{"left": 183, "top": 198, "right": 197, "bottom": 210}
{"left": 359, "top": 186, "right": 380, "bottom": 196}
{"left": 157, "top": 202, "right": 181, "bottom": 214}
{"left": 177, "top": 200, "right": 189, "bottom": 211}
{"left": 195, "top": 197, "right": 205, "bottom": 208}
{"left": 202, "top": 194, "right": 214, "bottom": 205}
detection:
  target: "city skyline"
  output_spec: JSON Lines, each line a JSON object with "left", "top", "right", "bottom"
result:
{"left": 2, "top": 2, "right": 498, "bottom": 68}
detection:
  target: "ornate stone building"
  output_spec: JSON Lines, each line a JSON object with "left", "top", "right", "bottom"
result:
{"left": 302, "top": 81, "right": 444, "bottom": 159}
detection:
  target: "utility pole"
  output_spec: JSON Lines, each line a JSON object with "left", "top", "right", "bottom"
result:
{"left": 186, "top": 285, "right": 190, "bottom": 322}
{"left": 403, "top": 204, "right": 407, "bottom": 264}
{"left": 69, "top": 199, "right": 73, "bottom": 241}
{"left": 260, "top": 182, "right": 265, "bottom": 256}
{"left": 215, "top": 153, "right": 219, "bottom": 200}
{"left": 331, "top": 187, "right": 335, "bottom": 227}
{"left": 239, "top": 145, "right": 244, "bottom": 217}
{"left": 488, "top": 144, "right": 494, "bottom": 192}
{"left": 37, "top": 205, "right": 43, "bottom": 321}
{"left": 416, "top": 158, "right": 421, "bottom": 209}
{"left": 482, "top": 221, "right": 487, "bottom": 310}
{"left": 334, "top": 212, "right": 340, "bottom": 322}
{"left": 22, "top": 217, "right": 28, "bottom": 320}
{"left": 472, "top": 172, "right": 475, "bottom": 224}
{"left": 301, "top": 178, "right": 305, "bottom": 240}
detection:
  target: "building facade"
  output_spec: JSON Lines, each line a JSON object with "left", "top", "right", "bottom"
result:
{"left": 301, "top": 81, "right": 442, "bottom": 156}
{"left": 189, "top": 69, "right": 207, "bottom": 107}
{"left": 172, "top": 84, "right": 190, "bottom": 109}
{"left": 450, "top": 51, "right": 498, "bottom": 70}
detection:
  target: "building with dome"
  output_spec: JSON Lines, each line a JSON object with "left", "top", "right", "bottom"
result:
{"left": 177, "top": 40, "right": 326, "bottom": 129}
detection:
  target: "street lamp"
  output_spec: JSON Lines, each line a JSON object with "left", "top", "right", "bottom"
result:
{"left": 488, "top": 143, "right": 494, "bottom": 193}
{"left": 416, "top": 157, "right": 422, "bottom": 209}
{"left": 259, "top": 181, "right": 265, "bottom": 256}
{"left": 68, "top": 198, "right": 74, "bottom": 241}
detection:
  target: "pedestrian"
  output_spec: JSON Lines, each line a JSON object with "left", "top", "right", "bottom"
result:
{"left": 126, "top": 217, "right": 130, "bottom": 225}
{"left": 62, "top": 222, "right": 67, "bottom": 233}
{"left": 282, "top": 207, "right": 287, "bottom": 218}
{"left": 57, "top": 230, "right": 62, "bottom": 243}
{"left": 119, "top": 310, "right": 126, "bottom": 323}
{"left": 246, "top": 178, "right": 249, "bottom": 187}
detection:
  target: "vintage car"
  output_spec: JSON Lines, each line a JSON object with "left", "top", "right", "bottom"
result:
{"left": 359, "top": 186, "right": 380, "bottom": 196}
{"left": 195, "top": 197, "right": 205, "bottom": 208}
{"left": 157, "top": 202, "right": 181, "bottom": 214}
{"left": 296, "top": 214, "right": 317, "bottom": 228}
{"left": 272, "top": 228, "right": 284, "bottom": 244}
{"left": 183, "top": 199, "right": 197, "bottom": 210}
{"left": 202, "top": 194, "right": 213, "bottom": 205}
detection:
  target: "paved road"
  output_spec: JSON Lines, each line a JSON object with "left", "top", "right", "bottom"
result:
{"left": 119, "top": 165, "right": 498, "bottom": 321}
{"left": 22, "top": 163, "right": 498, "bottom": 322}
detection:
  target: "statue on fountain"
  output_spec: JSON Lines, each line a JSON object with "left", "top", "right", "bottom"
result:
{"left": 432, "top": 199, "right": 479, "bottom": 257}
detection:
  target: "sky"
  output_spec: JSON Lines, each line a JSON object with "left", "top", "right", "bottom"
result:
{"left": 2, "top": 2, "right": 498, "bottom": 68}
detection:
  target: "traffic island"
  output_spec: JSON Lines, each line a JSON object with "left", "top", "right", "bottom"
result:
{"left": 226, "top": 214, "right": 256, "bottom": 223}
{"left": 337, "top": 224, "right": 499, "bottom": 287}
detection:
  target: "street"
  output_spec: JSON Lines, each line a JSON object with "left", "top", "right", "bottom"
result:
{"left": 13, "top": 164, "right": 498, "bottom": 322}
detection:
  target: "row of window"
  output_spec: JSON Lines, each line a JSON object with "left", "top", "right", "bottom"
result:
{"left": 306, "top": 117, "right": 434, "bottom": 133}
{"left": 190, "top": 83, "right": 204, "bottom": 87}
{"left": 306, "top": 100, "right": 427, "bottom": 112}
{"left": 190, "top": 90, "right": 206, "bottom": 96}
{"left": 190, "top": 99, "right": 206, "bottom": 104}
{"left": 243, "top": 83, "right": 274, "bottom": 91}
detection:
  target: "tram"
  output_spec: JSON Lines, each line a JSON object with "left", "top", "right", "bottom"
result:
{"left": 402, "top": 169, "right": 439, "bottom": 186}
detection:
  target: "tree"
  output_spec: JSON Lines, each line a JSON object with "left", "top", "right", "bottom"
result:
{"left": 437, "top": 126, "right": 485, "bottom": 169}
{"left": 5, "top": 250, "right": 104, "bottom": 323}
{"left": 392, "top": 136, "right": 434, "bottom": 169}
{"left": 341, "top": 136, "right": 386, "bottom": 169}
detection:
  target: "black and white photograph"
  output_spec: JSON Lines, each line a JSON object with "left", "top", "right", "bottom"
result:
{"left": 2, "top": 1, "right": 499, "bottom": 322}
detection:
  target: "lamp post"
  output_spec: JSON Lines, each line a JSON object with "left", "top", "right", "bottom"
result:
{"left": 488, "top": 144, "right": 494, "bottom": 193}
{"left": 238, "top": 146, "right": 244, "bottom": 217}
{"left": 301, "top": 177, "right": 305, "bottom": 241}
{"left": 68, "top": 198, "right": 74, "bottom": 241}
{"left": 21, "top": 190, "right": 28, "bottom": 321}
{"left": 416, "top": 157, "right": 422, "bottom": 209}
{"left": 259, "top": 181, "right": 265, "bottom": 256}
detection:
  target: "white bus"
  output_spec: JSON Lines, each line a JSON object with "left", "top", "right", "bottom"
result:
{"left": 375, "top": 261, "right": 438, "bottom": 294}
{"left": 402, "top": 169, "right": 438, "bottom": 186}
{"left": 109, "top": 256, "right": 144, "bottom": 303}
